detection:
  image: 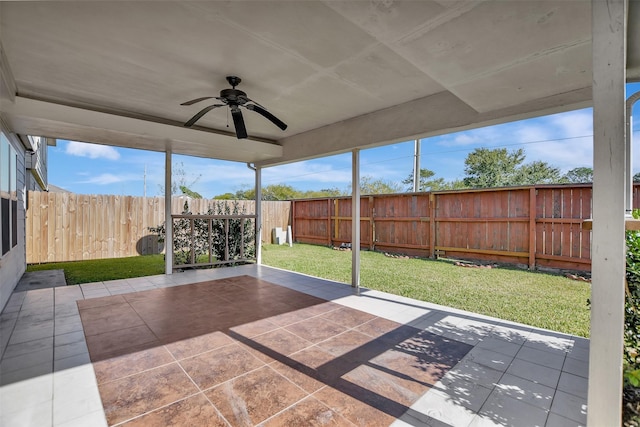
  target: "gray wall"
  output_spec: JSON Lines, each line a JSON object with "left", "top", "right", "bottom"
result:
{"left": 0, "top": 127, "right": 26, "bottom": 312}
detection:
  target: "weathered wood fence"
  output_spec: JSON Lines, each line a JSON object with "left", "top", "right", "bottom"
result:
{"left": 26, "top": 192, "right": 291, "bottom": 263}
{"left": 292, "top": 183, "right": 640, "bottom": 272}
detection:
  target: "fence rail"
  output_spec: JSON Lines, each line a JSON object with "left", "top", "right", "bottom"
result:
{"left": 292, "top": 183, "right": 640, "bottom": 272}
{"left": 25, "top": 192, "right": 291, "bottom": 263}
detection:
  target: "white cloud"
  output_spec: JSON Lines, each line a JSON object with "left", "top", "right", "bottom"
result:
{"left": 77, "top": 173, "right": 138, "bottom": 185}
{"left": 525, "top": 137, "right": 593, "bottom": 172}
{"left": 550, "top": 110, "right": 592, "bottom": 137}
{"left": 263, "top": 161, "right": 353, "bottom": 185}
{"left": 66, "top": 141, "right": 120, "bottom": 160}
{"left": 434, "top": 126, "right": 504, "bottom": 148}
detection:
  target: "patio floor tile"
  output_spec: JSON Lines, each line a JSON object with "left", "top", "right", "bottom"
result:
{"left": 284, "top": 317, "right": 348, "bottom": 343}
{"left": 354, "top": 316, "right": 403, "bottom": 338}
{"left": 493, "top": 373, "right": 555, "bottom": 411}
{"left": 229, "top": 318, "right": 280, "bottom": 339}
{"left": 261, "top": 396, "right": 352, "bottom": 426}
{"left": 3, "top": 336, "right": 53, "bottom": 359}
{"left": 320, "top": 306, "right": 377, "bottom": 329}
{"left": 316, "top": 330, "right": 375, "bottom": 358}
{"left": 557, "top": 371, "right": 589, "bottom": 400}
{"left": 268, "top": 360, "right": 325, "bottom": 393}
{"left": 179, "top": 343, "right": 265, "bottom": 390}
{"left": 313, "top": 385, "right": 397, "bottom": 427}
{"left": 119, "top": 393, "right": 226, "bottom": 427}
{"left": 474, "top": 391, "right": 549, "bottom": 427}
{"left": 342, "top": 364, "right": 425, "bottom": 407}
{"left": 506, "top": 358, "right": 561, "bottom": 389}
{"left": 164, "top": 330, "right": 234, "bottom": 360}
{"left": 205, "top": 365, "right": 307, "bottom": 426}
{"left": 98, "top": 362, "right": 198, "bottom": 425}
{"left": 92, "top": 346, "right": 174, "bottom": 384}
{"left": 1, "top": 399, "right": 52, "bottom": 427}
{"left": 549, "top": 389, "right": 587, "bottom": 424}
{"left": 250, "top": 328, "right": 313, "bottom": 356}
{"left": 84, "top": 325, "right": 160, "bottom": 360}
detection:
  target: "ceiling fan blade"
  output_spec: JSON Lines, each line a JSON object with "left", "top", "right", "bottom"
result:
{"left": 181, "top": 96, "right": 217, "bottom": 106}
{"left": 245, "top": 104, "right": 287, "bottom": 131}
{"left": 183, "top": 104, "right": 224, "bottom": 127}
{"left": 231, "top": 108, "right": 248, "bottom": 139}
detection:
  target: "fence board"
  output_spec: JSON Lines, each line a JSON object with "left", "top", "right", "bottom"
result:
{"left": 291, "top": 183, "right": 640, "bottom": 272}
{"left": 26, "top": 193, "right": 291, "bottom": 263}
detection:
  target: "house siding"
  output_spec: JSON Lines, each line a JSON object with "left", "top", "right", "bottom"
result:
{"left": 0, "top": 126, "right": 26, "bottom": 312}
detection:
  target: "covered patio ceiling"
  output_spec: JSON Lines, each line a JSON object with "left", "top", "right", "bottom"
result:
{"left": 1, "top": 1, "right": 639, "bottom": 166}
{"left": 1, "top": 2, "right": 640, "bottom": 425}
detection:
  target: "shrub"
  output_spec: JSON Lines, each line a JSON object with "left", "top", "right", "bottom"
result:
{"left": 625, "top": 209, "right": 640, "bottom": 425}
{"left": 149, "top": 200, "right": 255, "bottom": 267}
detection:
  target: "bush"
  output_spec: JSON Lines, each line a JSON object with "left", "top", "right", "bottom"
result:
{"left": 625, "top": 209, "right": 640, "bottom": 426}
{"left": 149, "top": 200, "right": 255, "bottom": 267}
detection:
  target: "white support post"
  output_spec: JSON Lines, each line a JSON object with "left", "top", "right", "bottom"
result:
{"left": 164, "top": 149, "right": 173, "bottom": 275}
{"left": 352, "top": 149, "right": 360, "bottom": 294}
{"left": 588, "top": 0, "right": 627, "bottom": 424}
{"left": 413, "top": 139, "right": 421, "bottom": 192}
{"left": 255, "top": 165, "right": 262, "bottom": 265}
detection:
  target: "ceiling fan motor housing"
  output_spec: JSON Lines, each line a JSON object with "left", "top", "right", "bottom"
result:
{"left": 220, "top": 88, "right": 247, "bottom": 105}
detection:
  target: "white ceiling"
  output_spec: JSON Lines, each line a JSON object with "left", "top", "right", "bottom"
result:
{"left": 0, "top": 1, "right": 638, "bottom": 166}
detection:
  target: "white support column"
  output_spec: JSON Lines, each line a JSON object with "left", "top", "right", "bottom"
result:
{"left": 352, "top": 149, "right": 360, "bottom": 294}
{"left": 588, "top": 0, "right": 627, "bottom": 424}
{"left": 255, "top": 165, "right": 263, "bottom": 265}
{"left": 164, "top": 149, "right": 173, "bottom": 275}
{"left": 413, "top": 139, "right": 421, "bottom": 192}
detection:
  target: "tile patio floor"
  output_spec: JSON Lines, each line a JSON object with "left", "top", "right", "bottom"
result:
{"left": 0, "top": 264, "right": 589, "bottom": 426}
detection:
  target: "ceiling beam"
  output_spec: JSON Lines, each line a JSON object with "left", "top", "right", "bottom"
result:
{"left": 1, "top": 96, "right": 282, "bottom": 163}
{"left": 0, "top": 40, "right": 16, "bottom": 102}
{"left": 258, "top": 86, "right": 592, "bottom": 167}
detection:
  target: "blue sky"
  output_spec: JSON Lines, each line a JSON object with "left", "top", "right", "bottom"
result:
{"left": 48, "top": 83, "right": 640, "bottom": 198}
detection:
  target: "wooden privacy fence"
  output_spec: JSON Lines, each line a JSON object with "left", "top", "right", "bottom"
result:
{"left": 26, "top": 192, "right": 291, "bottom": 263}
{"left": 292, "top": 183, "right": 640, "bottom": 272}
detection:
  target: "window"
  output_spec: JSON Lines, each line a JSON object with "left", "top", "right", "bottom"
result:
{"left": 0, "top": 132, "right": 17, "bottom": 255}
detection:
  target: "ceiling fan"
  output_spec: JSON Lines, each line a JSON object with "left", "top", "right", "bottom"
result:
{"left": 181, "top": 76, "right": 287, "bottom": 139}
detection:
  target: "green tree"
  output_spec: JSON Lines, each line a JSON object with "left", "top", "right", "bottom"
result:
{"left": 357, "top": 176, "right": 403, "bottom": 195}
{"left": 438, "top": 179, "right": 468, "bottom": 191}
{"left": 462, "top": 148, "right": 563, "bottom": 188}
{"left": 216, "top": 184, "right": 302, "bottom": 201}
{"left": 513, "top": 161, "right": 565, "bottom": 185}
{"left": 463, "top": 148, "right": 526, "bottom": 188}
{"left": 179, "top": 185, "right": 202, "bottom": 199}
{"left": 402, "top": 168, "right": 449, "bottom": 192}
{"left": 563, "top": 167, "right": 593, "bottom": 183}
{"left": 261, "top": 184, "right": 302, "bottom": 201}
{"left": 634, "top": 172, "right": 640, "bottom": 182}
{"left": 214, "top": 192, "right": 237, "bottom": 200}
{"left": 301, "top": 188, "right": 346, "bottom": 198}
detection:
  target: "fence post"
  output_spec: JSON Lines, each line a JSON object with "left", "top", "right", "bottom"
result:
{"left": 327, "top": 198, "right": 332, "bottom": 246}
{"left": 334, "top": 199, "right": 339, "bottom": 242}
{"left": 529, "top": 187, "right": 536, "bottom": 269}
{"left": 429, "top": 193, "right": 436, "bottom": 258}
{"left": 291, "top": 200, "right": 296, "bottom": 244}
{"left": 369, "top": 196, "right": 375, "bottom": 250}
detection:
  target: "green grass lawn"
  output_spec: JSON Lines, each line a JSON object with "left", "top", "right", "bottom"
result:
{"left": 26, "top": 244, "right": 590, "bottom": 337}
{"left": 261, "top": 244, "right": 590, "bottom": 337}
{"left": 27, "top": 255, "right": 165, "bottom": 286}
